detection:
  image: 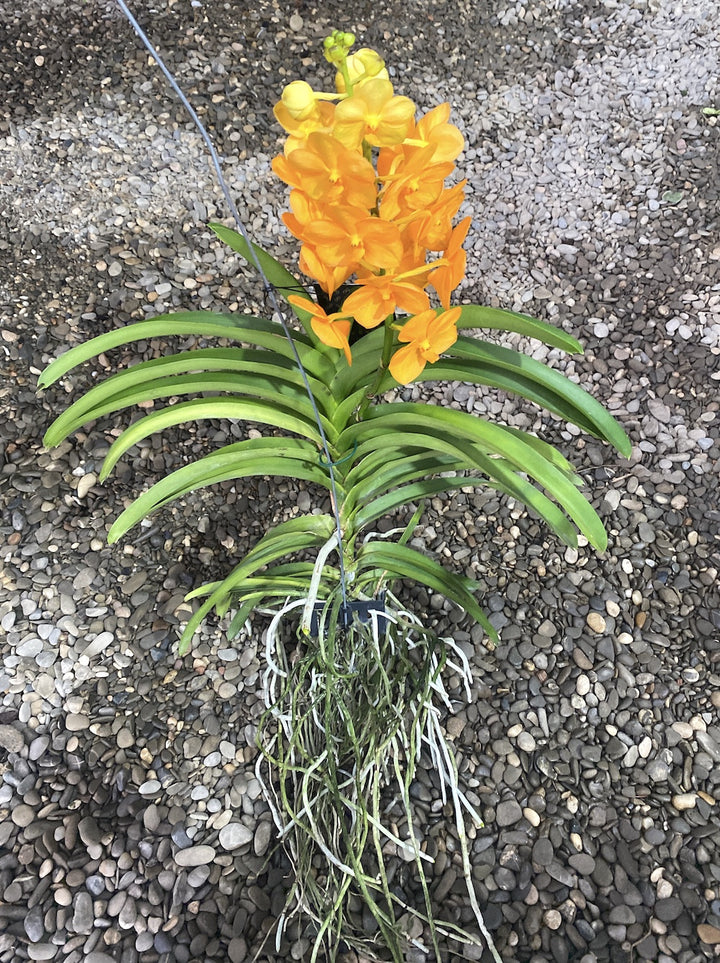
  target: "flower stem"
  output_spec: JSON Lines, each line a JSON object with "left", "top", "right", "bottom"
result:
{"left": 355, "top": 317, "right": 395, "bottom": 422}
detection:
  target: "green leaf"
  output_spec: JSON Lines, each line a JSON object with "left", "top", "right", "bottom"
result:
{"left": 97, "top": 396, "right": 333, "bottom": 481}
{"left": 356, "top": 541, "right": 498, "bottom": 644}
{"left": 38, "top": 312, "right": 320, "bottom": 390}
{"left": 352, "top": 477, "right": 474, "bottom": 530}
{"left": 414, "top": 358, "right": 602, "bottom": 442}
{"left": 45, "top": 376, "right": 334, "bottom": 453}
{"left": 343, "top": 436, "right": 579, "bottom": 546}
{"left": 341, "top": 408, "right": 607, "bottom": 549}
{"left": 186, "top": 560, "right": 330, "bottom": 599}
{"left": 328, "top": 326, "right": 388, "bottom": 398}
{"left": 445, "top": 338, "right": 631, "bottom": 457}
{"left": 457, "top": 304, "right": 583, "bottom": 353}
{"left": 46, "top": 347, "right": 337, "bottom": 422}
{"left": 344, "top": 450, "right": 459, "bottom": 504}
{"left": 107, "top": 439, "right": 335, "bottom": 543}
{"left": 179, "top": 516, "right": 337, "bottom": 644}
{"left": 209, "top": 223, "right": 307, "bottom": 300}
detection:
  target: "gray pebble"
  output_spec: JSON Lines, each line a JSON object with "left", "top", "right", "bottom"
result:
{"left": 143, "top": 804, "right": 161, "bottom": 832}
{"left": 532, "top": 837, "right": 554, "bottom": 867}
{"left": 72, "top": 891, "right": 94, "bottom": 934}
{"left": 27, "top": 945, "right": 57, "bottom": 961}
{"left": 139, "top": 779, "right": 161, "bottom": 796}
{"left": 65, "top": 713, "right": 89, "bottom": 732}
{"left": 86, "top": 875, "right": 105, "bottom": 897}
{"left": 24, "top": 904, "right": 45, "bottom": 942}
{"left": 28, "top": 735, "right": 50, "bottom": 760}
{"left": 655, "top": 897, "right": 684, "bottom": 921}
{"left": 517, "top": 731, "right": 536, "bottom": 752}
{"left": 495, "top": 799, "right": 522, "bottom": 827}
{"left": 171, "top": 824, "right": 193, "bottom": 849}
{"left": 78, "top": 816, "right": 101, "bottom": 846}
{"left": 12, "top": 804, "right": 35, "bottom": 827}
{"left": 17, "top": 636, "right": 43, "bottom": 657}
{"left": 219, "top": 823, "right": 253, "bottom": 850}
{"left": 228, "top": 938, "right": 248, "bottom": 963}
{"left": 254, "top": 821, "right": 273, "bottom": 857}
{"left": 0, "top": 725, "right": 24, "bottom": 753}
{"left": 174, "top": 845, "right": 216, "bottom": 867}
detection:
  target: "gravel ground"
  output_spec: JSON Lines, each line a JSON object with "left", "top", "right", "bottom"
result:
{"left": 1, "top": 0, "right": 720, "bottom": 961}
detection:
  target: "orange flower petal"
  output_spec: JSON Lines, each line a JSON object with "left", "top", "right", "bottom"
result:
{"left": 389, "top": 343, "right": 426, "bottom": 384}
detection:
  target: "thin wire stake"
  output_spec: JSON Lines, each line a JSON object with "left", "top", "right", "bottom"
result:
{"left": 115, "top": 0, "right": 349, "bottom": 606}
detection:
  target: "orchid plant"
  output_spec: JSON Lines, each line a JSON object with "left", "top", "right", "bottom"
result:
{"left": 39, "top": 28, "right": 630, "bottom": 963}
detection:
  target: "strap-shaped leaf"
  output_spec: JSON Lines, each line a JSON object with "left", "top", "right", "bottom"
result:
{"left": 355, "top": 541, "right": 498, "bottom": 644}
{"left": 341, "top": 408, "right": 607, "bottom": 548}
{"left": 446, "top": 337, "right": 631, "bottom": 456}
{"left": 344, "top": 435, "right": 579, "bottom": 546}
{"left": 38, "top": 312, "right": 321, "bottom": 390}
{"left": 47, "top": 347, "right": 337, "bottom": 423}
{"left": 329, "top": 326, "right": 388, "bottom": 398}
{"left": 344, "top": 450, "right": 459, "bottom": 503}
{"left": 97, "top": 395, "right": 332, "bottom": 481}
{"left": 328, "top": 387, "right": 371, "bottom": 433}
{"left": 352, "top": 477, "right": 474, "bottom": 530}
{"left": 107, "top": 440, "right": 334, "bottom": 543}
{"left": 413, "top": 358, "right": 601, "bottom": 441}
{"left": 457, "top": 304, "right": 583, "bottom": 353}
{"left": 179, "top": 516, "right": 336, "bottom": 644}
{"left": 186, "top": 560, "right": 332, "bottom": 599}
{"left": 209, "top": 223, "right": 308, "bottom": 302}
{"left": 45, "top": 374, "right": 334, "bottom": 452}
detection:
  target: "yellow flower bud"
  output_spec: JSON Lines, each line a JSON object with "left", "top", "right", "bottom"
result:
{"left": 335, "top": 48, "right": 389, "bottom": 93}
{"left": 281, "top": 80, "right": 319, "bottom": 120}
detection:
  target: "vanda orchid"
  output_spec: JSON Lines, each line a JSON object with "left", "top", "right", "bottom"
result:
{"left": 39, "top": 28, "right": 630, "bottom": 963}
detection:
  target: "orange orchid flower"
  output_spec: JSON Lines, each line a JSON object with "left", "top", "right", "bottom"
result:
{"left": 389, "top": 307, "right": 461, "bottom": 384}
{"left": 281, "top": 189, "right": 325, "bottom": 244}
{"left": 378, "top": 148, "right": 455, "bottom": 222}
{"left": 376, "top": 103, "right": 464, "bottom": 177}
{"left": 428, "top": 216, "right": 471, "bottom": 308}
{"left": 303, "top": 208, "right": 403, "bottom": 275}
{"left": 412, "top": 180, "right": 467, "bottom": 251}
{"left": 412, "top": 103, "right": 465, "bottom": 163}
{"left": 298, "top": 245, "right": 353, "bottom": 299}
{"left": 272, "top": 132, "right": 377, "bottom": 209}
{"left": 333, "top": 78, "right": 416, "bottom": 149}
{"left": 342, "top": 267, "right": 431, "bottom": 329}
{"left": 288, "top": 295, "right": 353, "bottom": 364}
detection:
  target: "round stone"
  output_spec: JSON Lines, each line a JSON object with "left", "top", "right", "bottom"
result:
{"left": 254, "top": 821, "right": 273, "bottom": 857}
{"left": 568, "top": 853, "right": 596, "bottom": 875}
{"left": 12, "top": 804, "right": 35, "bottom": 828}
{"left": 174, "top": 845, "right": 216, "bottom": 867}
{"left": 116, "top": 728, "right": 134, "bottom": 749}
{"left": 586, "top": 612, "right": 606, "bottom": 633}
{"left": 27, "top": 945, "right": 57, "bottom": 961}
{"left": 0, "top": 725, "right": 25, "bottom": 753}
{"left": 523, "top": 807, "right": 541, "bottom": 828}
{"left": 218, "top": 823, "right": 253, "bottom": 851}
{"left": 532, "top": 838, "right": 554, "bottom": 867}
{"left": 654, "top": 897, "right": 683, "bottom": 922}
{"left": 517, "top": 731, "right": 536, "bottom": 752}
{"left": 65, "top": 714, "right": 89, "bottom": 732}
{"left": 495, "top": 799, "right": 522, "bottom": 827}
{"left": 698, "top": 925, "right": 720, "bottom": 945}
